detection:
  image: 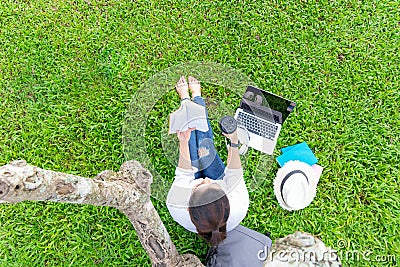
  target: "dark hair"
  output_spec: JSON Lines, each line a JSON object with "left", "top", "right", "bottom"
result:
{"left": 188, "top": 185, "right": 230, "bottom": 246}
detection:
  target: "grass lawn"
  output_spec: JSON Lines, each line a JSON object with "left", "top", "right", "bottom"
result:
{"left": 0, "top": 0, "right": 399, "bottom": 266}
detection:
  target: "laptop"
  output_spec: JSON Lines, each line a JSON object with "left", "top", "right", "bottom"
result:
{"left": 234, "top": 85, "right": 296, "bottom": 155}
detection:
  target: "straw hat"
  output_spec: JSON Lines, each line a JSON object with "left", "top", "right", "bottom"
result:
{"left": 273, "top": 160, "right": 318, "bottom": 211}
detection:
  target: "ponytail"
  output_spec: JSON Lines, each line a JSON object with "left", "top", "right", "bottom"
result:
{"left": 200, "top": 224, "right": 227, "bottom": 247}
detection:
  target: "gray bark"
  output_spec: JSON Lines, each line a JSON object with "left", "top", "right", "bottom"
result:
{"left": 0, "top": 160, "right": 203, "bottom": 267}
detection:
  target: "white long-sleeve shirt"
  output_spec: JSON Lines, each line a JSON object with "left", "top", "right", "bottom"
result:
{"left": 166, "top": 167, "right": 249, "bottom": 233}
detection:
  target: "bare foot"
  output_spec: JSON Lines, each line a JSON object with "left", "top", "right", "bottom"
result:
{"left": 188, "top": 76, "right": 201, "bottom": 98}
{"left": 175, "top": 76, "right": 190, "bottom": 100}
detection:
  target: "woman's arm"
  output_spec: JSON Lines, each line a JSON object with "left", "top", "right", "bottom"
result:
{"left": 177, "top": 128, "right": 195, "bottom": 170}
{"left": 224, "top": 130, "right": 242, "bottom": 169}
{"left": 178, "top": 141, "right": 192, "bottom": 170}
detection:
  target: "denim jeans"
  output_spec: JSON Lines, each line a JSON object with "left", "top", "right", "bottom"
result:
{"left": 188, "top": 96, "right": 225, "bottom": 180}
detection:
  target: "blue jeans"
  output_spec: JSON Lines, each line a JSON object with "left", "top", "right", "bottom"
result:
{"left": 188, "top": 96, "right": 225, "bottom": 180}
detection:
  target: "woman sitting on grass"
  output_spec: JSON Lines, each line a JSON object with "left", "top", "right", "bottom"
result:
{"left": 166, "top": 76, "right": 249, "bottom": 246}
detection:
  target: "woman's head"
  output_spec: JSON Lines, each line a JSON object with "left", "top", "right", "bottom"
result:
{"left": 188, "top": 183, "right": 230, "bottom": 247}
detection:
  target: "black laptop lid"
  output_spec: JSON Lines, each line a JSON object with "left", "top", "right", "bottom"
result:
{"left": 240, "top": 85, "right": 296, "bottom": 124}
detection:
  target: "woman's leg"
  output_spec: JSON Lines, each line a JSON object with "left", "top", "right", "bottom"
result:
{"left": 187, "top": 122, "right": 201, "bottom": 179}
{"left": 190, "top": 81, "right": 225, "bottom": 180}
{"left": 175, "top": 77, "right": 201, "bottom": 176}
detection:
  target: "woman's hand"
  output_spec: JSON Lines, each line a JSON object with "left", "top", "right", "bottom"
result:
{"left": 177, "top": 128, "right": 195, "bottom": 143}
{"left": 223, "top": 130, "right": 239, "bottom": 144}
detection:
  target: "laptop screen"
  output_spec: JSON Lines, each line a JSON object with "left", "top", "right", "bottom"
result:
{"left": 240, "top": 85, "right": 296, "bottom": 124}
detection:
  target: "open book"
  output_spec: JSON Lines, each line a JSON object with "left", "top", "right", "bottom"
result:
{"left": 168, "top": 100, "right": 209, "bottom": 134}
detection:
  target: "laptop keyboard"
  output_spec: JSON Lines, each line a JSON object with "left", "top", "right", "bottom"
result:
{"left": 236, "top": 111, "right": 278, "bottom": 141}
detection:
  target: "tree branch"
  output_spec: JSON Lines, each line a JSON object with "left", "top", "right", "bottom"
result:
{"left": 0, "top": 160, "right": 203, "bottom": 267}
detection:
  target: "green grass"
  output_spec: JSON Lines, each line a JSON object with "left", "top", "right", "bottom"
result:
{"left": 1, "top": 0, "right": 399, "bottom": 266}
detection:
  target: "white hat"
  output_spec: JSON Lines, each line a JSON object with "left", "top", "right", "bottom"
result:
{"left": 274, "top": 160, "right": 319, "bottom": 211}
